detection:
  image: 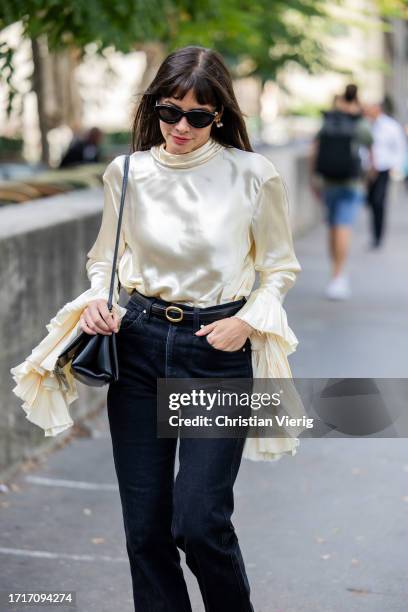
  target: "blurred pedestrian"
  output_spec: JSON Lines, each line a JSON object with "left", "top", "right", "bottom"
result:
{"left": 308, "top": 84, "right": 373, "bottom": 299}
{"left": 59, "top": 127, "right": 103, "bottom": 168}
{"left": 363, "top": 102, "right": 407, "bottom": 248}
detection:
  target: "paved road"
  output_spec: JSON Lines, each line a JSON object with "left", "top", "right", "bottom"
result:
{"left": 1, "top": 185, "right": 407, "bottom": 612}
{"left": 290, "top": 182, "right": 408, "bottom": 379}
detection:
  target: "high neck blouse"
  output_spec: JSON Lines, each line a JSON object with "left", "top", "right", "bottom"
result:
{"left": 11, "top": 137, "right": 304, "bottom": 463}
{"left": 150, "top": 136, "right": 225, "bottom": 168}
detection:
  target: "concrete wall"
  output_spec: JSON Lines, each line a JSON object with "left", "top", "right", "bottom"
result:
{"left": 0, "top": 189, "right": 112, "bottom": 480}
{"left": 257, "top": 141, "right": 321, "bottom": 236}
{"left": 0, "top": 147, "right": 319, "bottom": 478}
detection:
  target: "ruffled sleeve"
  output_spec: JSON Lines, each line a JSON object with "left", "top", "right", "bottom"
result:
{"left": 10, "top": 157, "right": 128, "bottom": 437}
{"left": 233, "top": 169, "right": 301, "bottom": 355}
{"left": 233, "top": 168, "right": 304, "bottom": 462}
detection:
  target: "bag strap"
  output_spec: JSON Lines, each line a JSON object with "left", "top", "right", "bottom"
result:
{"left": 107, "top": 154, "right": 130, "bottom": 311}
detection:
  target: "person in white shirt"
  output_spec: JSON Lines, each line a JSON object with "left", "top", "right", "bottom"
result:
{"left": 364, "top": 103, "right": 407, "bottom": 248}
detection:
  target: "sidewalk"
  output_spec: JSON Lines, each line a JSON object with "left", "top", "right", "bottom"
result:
{"left": 289, "top": 181, "right": 408, "bottom": 379}
{"left": 1, "top": 185, "right": 407, "bottom": 612}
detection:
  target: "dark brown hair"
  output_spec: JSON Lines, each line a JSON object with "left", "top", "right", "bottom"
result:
{"left": 131, "top": 46, "right": 253, "bottom": 153}
{"left": 344, "top": 83, "right": 358, "bottom": 103}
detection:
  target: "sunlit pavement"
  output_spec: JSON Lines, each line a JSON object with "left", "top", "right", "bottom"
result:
{"left": 1, "top": 183, "right": 407, "bottom": 612}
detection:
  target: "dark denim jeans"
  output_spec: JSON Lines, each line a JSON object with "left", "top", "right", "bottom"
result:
{"left": 107, "top": 291, "right": 254, "bottom": 612}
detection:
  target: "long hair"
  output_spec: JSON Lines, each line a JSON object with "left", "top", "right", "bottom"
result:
{"left": 131, "top": 46, "right": 253, "bottom": 153}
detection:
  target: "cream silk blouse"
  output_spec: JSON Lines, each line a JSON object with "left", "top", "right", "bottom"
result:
{"left": 10, "top": 136, "right": 303, "bottom": 462}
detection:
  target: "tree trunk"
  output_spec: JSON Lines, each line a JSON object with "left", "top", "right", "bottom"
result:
{"left": 31, "top": 37, "right": 83, "bottom": 165}
{"left": 31, "top": 36, "right": 50, "bottom": 165}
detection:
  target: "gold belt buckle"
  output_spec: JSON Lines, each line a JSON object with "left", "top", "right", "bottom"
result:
{"left": 165, "top": 305, "right": 184, "bottom": 322}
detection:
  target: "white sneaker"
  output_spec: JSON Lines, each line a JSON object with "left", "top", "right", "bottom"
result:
{"left": 325, "top": 274, "right": 351, "bottom": 300}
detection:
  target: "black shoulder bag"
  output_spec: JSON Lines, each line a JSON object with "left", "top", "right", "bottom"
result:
{"left": 56, "top": 154, "right": 130, "bottom": 387}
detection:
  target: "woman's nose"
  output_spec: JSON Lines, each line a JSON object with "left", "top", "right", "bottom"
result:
{"left": 175, "top": 116, "right": 190, "bottom": 131}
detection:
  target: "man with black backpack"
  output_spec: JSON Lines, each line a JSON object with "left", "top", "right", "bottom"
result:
{"left": 309, "top": 84, "right": 373, "bottom": 300}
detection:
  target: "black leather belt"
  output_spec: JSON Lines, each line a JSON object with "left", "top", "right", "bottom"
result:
{"left": 130, "top": 290, "right": 247, "bottom": 325}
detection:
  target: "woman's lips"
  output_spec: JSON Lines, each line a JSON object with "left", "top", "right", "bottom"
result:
{"left": 172, "top": 135, "right": 190, "bottom": 143}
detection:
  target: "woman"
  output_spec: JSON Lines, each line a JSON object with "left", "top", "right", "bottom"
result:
{"left": 11, "top": 45, "right": 301, "bottom": 611}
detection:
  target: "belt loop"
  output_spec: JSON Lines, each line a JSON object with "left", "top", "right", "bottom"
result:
{"left": 193, "top": 306, "right": 200, "bottom": 332}
{"left": 145, "top": 298, "right": 153, "bottom": 322}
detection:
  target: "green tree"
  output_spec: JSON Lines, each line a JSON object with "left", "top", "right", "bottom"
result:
{"left": 1, "top": 0, "right": 401, "bottom": 162}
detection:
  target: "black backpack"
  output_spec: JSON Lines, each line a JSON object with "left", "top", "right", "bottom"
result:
{"left": 315, "top": 110, "right": 362, "bottom": 180}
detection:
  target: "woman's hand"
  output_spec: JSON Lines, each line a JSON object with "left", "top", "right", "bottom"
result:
{"left": 79, "top": 299, "right": 120, "bottom": 335}
{"left": 195, "top": 316, "right": 254, "bottom": 351}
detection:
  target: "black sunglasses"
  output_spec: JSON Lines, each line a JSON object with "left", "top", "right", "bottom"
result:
{"left": 154, "top": 102, "right": 219, "bottom": 128}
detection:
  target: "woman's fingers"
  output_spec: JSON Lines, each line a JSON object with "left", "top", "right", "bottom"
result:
{"left": 99, "top": 302, "right": 119, "bottom": 333}
{"left": 198, "top": 317, "right": 250, "bottom": 351}
{"left": 85, "top": 303, "right": 111, "bottom": 334}
{"left": 110, "top": 311, "right": 120, "bottom": 331}
{"left": 82, "top": 307, "right": 106, "bottom": 334}
{"left": 79, "top": 313, "right": 97, "bottom": 335}
{"left": 79, "top": 301, "right": 119, "bottom": 335}
{"left": 194, "top": 321, "right": 217, "bottom": 336}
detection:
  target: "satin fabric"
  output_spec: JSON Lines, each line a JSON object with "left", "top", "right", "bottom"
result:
{"left": 11, "top": 136, "right": 304, "bottom": 461}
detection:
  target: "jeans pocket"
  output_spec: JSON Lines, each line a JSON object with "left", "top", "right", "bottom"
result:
{"left": 204, "top": 337, "right": 253, "bottom": 378}
{"left": 119, "top": 302, "right": 145, "bottom": 332}
{"left": 205, "top": 336, "right": 251, "bottom": 354}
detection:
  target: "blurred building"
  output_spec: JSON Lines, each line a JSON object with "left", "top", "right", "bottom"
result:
{"left": 261, "top": 0, "right": 389, "bottom": 143}
{"left": 0, "top": 0, "right": 405, "bottom": 159}
{"left": 383, "top": 18, "right": 408, "bottom": 125}
{"left": 278, "top": 0, "right": 385, "bottom": 109}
